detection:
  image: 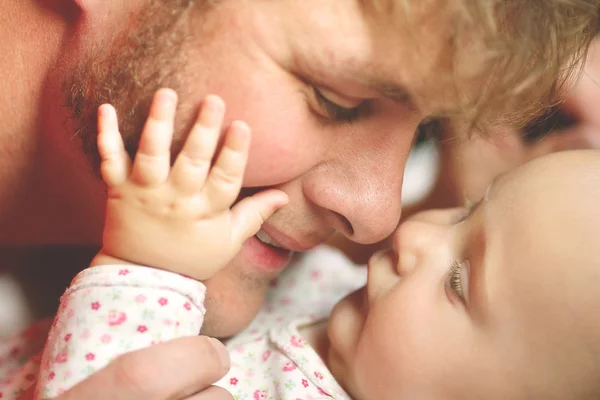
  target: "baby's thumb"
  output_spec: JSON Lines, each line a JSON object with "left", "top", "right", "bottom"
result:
{"left": 231, "top": 189, "right": 288, "bottom": 243}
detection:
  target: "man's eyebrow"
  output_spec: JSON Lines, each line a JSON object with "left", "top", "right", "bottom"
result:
{"left": 361, "top": 78, "right": 415, "bottom": 104}
{"left": 377, "top": 84, "right": 414, "bottom": 103}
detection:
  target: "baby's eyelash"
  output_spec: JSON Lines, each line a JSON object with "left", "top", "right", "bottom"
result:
{"left": 447, "top": 260, "right": 465, "bottom": 299}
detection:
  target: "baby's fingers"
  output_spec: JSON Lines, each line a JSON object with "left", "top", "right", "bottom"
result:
{"left": 203, "top": 121, "right": 251, "bottom": 210}
{"left": 97, "top": 104, "right": 131, "bottom": 186}
{"left": 230, "top": 190, "right": 288, "bottom": 244}
{"left": 131, "top": 89, "right": 177, "bottom": 186}
{"left": 170, "top": 95, "right": 225, "bottom": 194}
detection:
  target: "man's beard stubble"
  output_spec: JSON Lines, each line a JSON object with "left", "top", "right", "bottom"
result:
{"left": 63, "top": 0, "right": 206, "bottom": 176}
{"left": 62, "top": 0, "right": 279, "bottom": 337}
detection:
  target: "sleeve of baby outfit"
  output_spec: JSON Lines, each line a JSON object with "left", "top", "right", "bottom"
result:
{"left": 34, "top": 265, "right": 206, "bottom": 399}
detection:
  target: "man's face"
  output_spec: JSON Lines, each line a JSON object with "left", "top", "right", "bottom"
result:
{"left": 51, "top": 0, "right": 465, "bottom": 337}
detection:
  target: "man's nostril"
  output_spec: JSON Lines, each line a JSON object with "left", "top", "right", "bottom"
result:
{"left": 334, "top": 211, "right": 354, "bottom": 236}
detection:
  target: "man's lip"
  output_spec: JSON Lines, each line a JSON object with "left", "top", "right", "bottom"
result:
{"left": 259, "top": 225, "right": 319, "bottom": 252}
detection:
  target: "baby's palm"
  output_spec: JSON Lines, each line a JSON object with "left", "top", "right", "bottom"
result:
{"left": 97, "top": 90, "right": 287, "bottom": 280}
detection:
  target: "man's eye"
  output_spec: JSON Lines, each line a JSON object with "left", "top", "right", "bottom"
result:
{"left": 312, "top": 87, "right": 362, "bottom": 123}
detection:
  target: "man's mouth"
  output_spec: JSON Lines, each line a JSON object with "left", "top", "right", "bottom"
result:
{"left": 255, "top": 229, "right": 287, "bottom": 250}
{"left": 242, "top": 226, "right": 322, "bottom": 272}
{"left": 240, "top": 228, "right": 294, "bottom": 272}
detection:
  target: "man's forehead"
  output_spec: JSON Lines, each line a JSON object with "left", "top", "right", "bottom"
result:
{"left": 308, "top": 52, "right": 414, "bottom": 101}
{"left": 290, "top": 0, "right": 469, "bottom": 114}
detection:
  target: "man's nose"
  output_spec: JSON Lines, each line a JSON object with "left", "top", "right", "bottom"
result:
{"left": 301, "top": 134, "right": 413, "bottom": 245}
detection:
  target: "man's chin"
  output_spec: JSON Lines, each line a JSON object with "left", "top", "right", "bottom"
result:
{"left": 199, "top": 270, "right": 270, "bottom": 338}
{"left": 199, "top": 293, "right": 264, "bottom": 338}
{"left": 198, "top": 239, "right": 298, "bottom": 337}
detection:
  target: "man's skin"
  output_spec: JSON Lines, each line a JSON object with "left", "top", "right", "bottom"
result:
{"left": 328, "top": 36, "right": 600, "bottom": 264}
{"left": 425, "top": 36, "right": 600, "bottom": 212}
{"left": 0, "top": 1, "right": 597, "bottom": 399}
{"left": 0, "top": 0, "right": 465, "bottom": 397}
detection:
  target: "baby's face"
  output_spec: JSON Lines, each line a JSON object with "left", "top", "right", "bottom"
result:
{"left": 327, "top": 150, "right": 600, "bottom": 400}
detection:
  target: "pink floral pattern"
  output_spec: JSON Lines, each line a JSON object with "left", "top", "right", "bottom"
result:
{"left": 283, "top": 361, "right": 297, "bottom": 372}
{"left": 107, "top": 311, "right": 127, "bottom": 326}
{"left": 0, "top": 246, "right": 363, "bottom": 400}
{"left": 32, "top": 264, "right": 206, "bottom": 400}
{"left": 215, "top": 246, "right": 365, "bottom": 400}
{"left": 254, "top": 390, "right": 268, "bottom": 400}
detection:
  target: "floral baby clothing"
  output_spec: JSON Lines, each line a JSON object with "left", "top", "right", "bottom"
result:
{"left": 0, "top": 246, "right": 366, "bottom": 399}
{"left": 216, "top": 246, "right": 366, "bottom": 399}
{"left": 34, "top": 265, "right": 207, "bottom": 399}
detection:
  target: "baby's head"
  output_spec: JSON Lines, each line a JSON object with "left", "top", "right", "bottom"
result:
{"left": 328, "top": 150, "right": 600, "bottom": 399}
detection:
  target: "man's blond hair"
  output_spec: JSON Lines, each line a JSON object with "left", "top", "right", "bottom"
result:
{"left": 377, "top": 0, "right": 599, "bottom": 130}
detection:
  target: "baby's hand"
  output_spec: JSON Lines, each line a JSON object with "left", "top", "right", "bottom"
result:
{"left": 92, "top": 89, "right": 288, "bottom": 280}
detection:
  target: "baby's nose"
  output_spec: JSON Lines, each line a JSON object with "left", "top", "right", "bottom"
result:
{"left": 397, "top": 250, "right": 418, "bottom": 276}
{"left": 392, "top": 218, "right": 448, "bottom": 272}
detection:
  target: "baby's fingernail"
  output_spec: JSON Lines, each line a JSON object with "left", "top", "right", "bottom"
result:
{"left": 157, "top": 89, "right": 177, "bottom": 106}
{"left": 277, "top": 193, "right": 289, "bottom": 206}
{"left": 98, "top": 104, "right": 114, "bottom": 118}
{"left": 204, "top": 95, "right": 224, "bottom": 112}
{"left": 209, "top": 337, "right": 230, "bottom": 369}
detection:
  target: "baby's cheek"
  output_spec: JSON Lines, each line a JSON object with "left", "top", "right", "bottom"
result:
{"left": 352, "top": 315, "right": 418, "bottom": 398}
{"left": 352, "top": 333, "right": 395, "bottom": 398}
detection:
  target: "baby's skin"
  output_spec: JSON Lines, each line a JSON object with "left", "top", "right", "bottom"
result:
{"left": 92, "top": 88, "right": 288, "bottom": 278}
{"left": 324, "top": 150, "right": 600, "bottom": 400}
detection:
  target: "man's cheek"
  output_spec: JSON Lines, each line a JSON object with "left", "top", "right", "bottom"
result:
{"left": 242, "top": 123, "right": 320, "bottom": 187}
